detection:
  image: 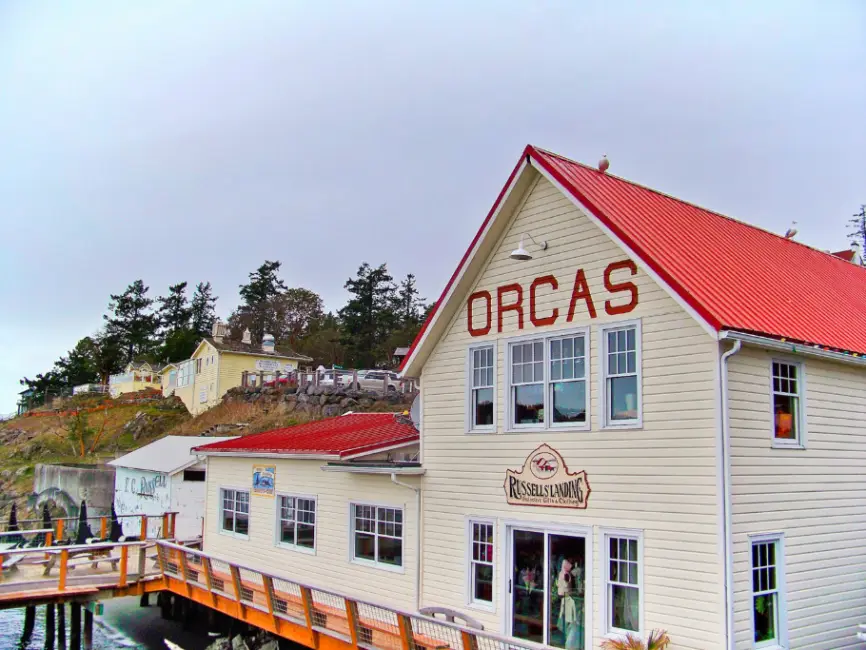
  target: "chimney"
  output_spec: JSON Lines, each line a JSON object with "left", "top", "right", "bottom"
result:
{"left": 262, "top": 333, "right": 275, "bottom": 354}
{"left": 852, "top": 242, "right": 862, "bottom": 266}
{"left": 242, "top": 328, "right": 252, "bottom": 345}
{"left": 212, "top": 320, "right": 228, "bottom": 344}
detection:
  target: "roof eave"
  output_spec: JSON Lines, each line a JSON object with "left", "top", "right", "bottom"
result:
{"left": 339, "top": 438, "right": 420, "bottom": 460}
{"left": 193, "top": 450, "right": 341, "bottom": 460}
{"left": 720, "top": 330, "right": 866, "bottom": 368}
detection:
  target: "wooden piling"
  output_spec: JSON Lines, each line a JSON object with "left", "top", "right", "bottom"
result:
{"left": 83, "top": 609, "right": 93, "bottom": 650}
{"left": 45, "top": 603, "right": 56, "bottom": 650}
{"left": 57, "top": 603, "right": 66, "bottom": 649}
{"left": 70, "top": 602, "right": 81, "bottom": 650}
{"left": 22, "top": 605, "right": 36, "bottom": 644}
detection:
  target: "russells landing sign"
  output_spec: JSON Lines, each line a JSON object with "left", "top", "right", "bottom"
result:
{"left": 504, "top": 444, "right": 591, "bottom": 509}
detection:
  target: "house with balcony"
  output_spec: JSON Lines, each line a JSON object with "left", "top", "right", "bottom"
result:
{"left": 108, "top": 360, "right": 164, "bottom": 397}
{"left": 192, "top": 145, "right": 866, "bottom": 650}
{"left": 170, "top": 322, "right": 313, "bottom": 415}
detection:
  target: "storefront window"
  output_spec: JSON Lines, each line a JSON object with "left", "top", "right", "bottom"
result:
{"left": 277, "top": 495, "right": 316, "bottom": 550}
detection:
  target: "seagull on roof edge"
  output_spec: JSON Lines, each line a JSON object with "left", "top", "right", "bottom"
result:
{"left": 598, "top": 155, "right": 609, "bottom": 173}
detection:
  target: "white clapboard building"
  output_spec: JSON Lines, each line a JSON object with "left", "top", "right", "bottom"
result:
{"left": 109, "top": 435, "right": 237, "bottom": 539}
{"left": 193, "top": 145, "right": 866, "bottom": 650}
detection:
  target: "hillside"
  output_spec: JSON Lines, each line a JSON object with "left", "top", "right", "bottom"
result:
{"left": 0, "top": 384, "right": 414, "bottom": 519}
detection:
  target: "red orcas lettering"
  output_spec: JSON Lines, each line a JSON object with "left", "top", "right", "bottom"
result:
{"left": 467, "top": 260, "right": 638, "bottom": 336}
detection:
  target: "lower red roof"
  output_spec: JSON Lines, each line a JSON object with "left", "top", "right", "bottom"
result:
{"left": 193, "top": 413, "right": 418, "bottom": 458}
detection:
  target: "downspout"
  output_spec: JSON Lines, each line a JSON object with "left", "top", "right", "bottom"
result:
{"left": 720, "top": 339, "right": 741, "bottom": 650}
{"left": 391, "top": 473, "right": 422, "bottom": 612}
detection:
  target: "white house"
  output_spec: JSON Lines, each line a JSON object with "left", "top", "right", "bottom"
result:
{"left": 193, "top": 145, "right": 866, "bottom": 650}
{"left": 108, "top": 435, "right": 237, "bottom": 540}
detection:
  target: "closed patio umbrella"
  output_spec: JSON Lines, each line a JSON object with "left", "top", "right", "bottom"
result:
{"left": 75, "top": 500, "right": 94, "bottom": 544}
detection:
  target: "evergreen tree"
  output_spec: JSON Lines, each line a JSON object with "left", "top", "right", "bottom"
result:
{"left": 157, "top": 282, "right": 200, "bottom": 362}
{"left": 394, "top": 273, "right": 426, "bottom": 326}
{"left": 296, "top": 312, "right": 346, "bottom": 367}
{"left": 103, "top": 280, "right": 159, "bottom": 363}
{"left": 90, "top": 330, "right": 125, "bottom": 384}
{"left": 848, "top": 204, "right": 866, "bottom": 263}
{"left": 157, "top": 282, "right": 192, "bottom": 334}
{"left": 339, "top": 263, "right": 398, "bottom": 368}
{"left": 231, "top": 261, "right": 287, "bottom": 343}
{"left": 190, "top": 282, "right": 218, "bottom": 337}
{"left": 54, "top": 337, "right": 100, "bottom": 386}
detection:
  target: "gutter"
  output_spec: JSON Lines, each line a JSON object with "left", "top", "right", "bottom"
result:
{"left": 720, "top": 330, "right": 866, "bottom": 367}
{"left": 390, "top": 473, "right": 422, "bottom": 612}
{"left": 719, "top": 339, "right": 741, "bottom": 650}
{"left": 320, "top": 465, "right": 426, "bottom": 475}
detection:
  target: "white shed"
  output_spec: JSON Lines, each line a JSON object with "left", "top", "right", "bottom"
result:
{"left": 108, "top": 435, "right": 237, "bottom": 540}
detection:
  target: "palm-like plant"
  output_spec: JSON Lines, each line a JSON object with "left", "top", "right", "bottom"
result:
{"left": 600, "top": 630, "right": 671, "bottom": 650}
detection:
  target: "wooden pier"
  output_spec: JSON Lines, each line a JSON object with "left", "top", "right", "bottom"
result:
{"left": 0, "top": 525, "right": 543, "bottom": 650}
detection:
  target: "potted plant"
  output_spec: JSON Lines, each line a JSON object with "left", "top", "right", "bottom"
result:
{"left": 600, "top": 630, "right": 671, "bottom": 650}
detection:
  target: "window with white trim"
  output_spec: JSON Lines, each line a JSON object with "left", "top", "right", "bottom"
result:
{"left": 352, "top": 504, "right": 403, "bottom": 568}
{"left": 220, "top": 488, "right": 249, "bottom": 536}
{"left": 507, "top": 330, "right": 588, "bottom": 430}
{"left": 468, "top": 521, "right": 494, "bottom": 604}
{"left": 772, "top": 361, "right": 803, "bottom": 445}
{"left": 751, "top": 537, "right": 784, "bottom": 647}
{"left": 277, "top": 495, "right": 316, "bottom": 550}
{"left": 602, "top": 324, "right": 641, "bottom": 426}
{"left": 469, "top": 345, "right": 495, "bottom": 431}
{"left": 605, "top": 534, "right": 640, "bottom": 634}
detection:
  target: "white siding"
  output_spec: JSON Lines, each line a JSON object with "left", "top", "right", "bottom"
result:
{"left": 114, "top": 466, "right": 171, "bottom": 538}
{"left": 171, "top": 468, "right": 207, "bottom": 540}
{"left": 203, "top": 456, "right": 420, "bottom": 609}
{"left": 728, "top": 346, "right": 866, "bottom": 649}
{"left": 419, "top": 174, "right": 724, "bottom": 649}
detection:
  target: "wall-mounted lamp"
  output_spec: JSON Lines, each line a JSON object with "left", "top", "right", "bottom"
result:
{"left": 510, "top": 233, "right": 548, "bottom": 261}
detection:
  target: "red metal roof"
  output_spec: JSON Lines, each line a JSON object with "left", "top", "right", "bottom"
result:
{"left": 831, "top": 249, "right": 856, "bottom": 262}
{"left": 194, "top": 413, "right": 418, "bottom": 458}
{"left": 402, "top": 145, "right": 866, "bottom": 367}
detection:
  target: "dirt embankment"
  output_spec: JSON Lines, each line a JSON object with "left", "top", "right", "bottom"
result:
{"left": 0, "top": 383, "right": 415, "bottom": 518}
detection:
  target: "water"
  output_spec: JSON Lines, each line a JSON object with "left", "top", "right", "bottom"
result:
{"left": 0, "top": 597, "right": 212, "bottom": 650}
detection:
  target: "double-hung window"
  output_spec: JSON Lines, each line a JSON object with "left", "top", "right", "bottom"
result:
{"left": 468, "top": 344, "right": 495, "bottom": 432}
{"left": 772, "top": 361, "right": 804, "bottom": 446}
{"left": 277, "top": 494, "right": 316, "bottom": 551}
{"left": 468, "top": 521, "right": 494, "bottom": 606}
{"left": 220, "top": 488, "right": 249, "bottom": 537}
{"left": 751, "top": 535, "right": 786, "bottom": 647}
{"left": 506, "top": 329, "right": 588, "bottom": 430}
{"left": 352, "top": 504, "right": 403, "bottom": 569}
{"left": 605, "top": 532, "right": 641, "bottom": 635}
{"left": 602, "top": 322, "right": 641, "bottom": 427}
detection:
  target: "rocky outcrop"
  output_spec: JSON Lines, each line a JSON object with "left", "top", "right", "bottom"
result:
{"left": 205, "top": 631, "right": 280, "bottom": 650}
{"left": 222, "top": 382, "right": 415, "bottom": 418}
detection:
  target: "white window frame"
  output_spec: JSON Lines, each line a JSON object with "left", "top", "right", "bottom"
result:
{"left": 769, "top": 359, "right": 806, "bottom": 449}
{"left": 599, "top": 320, "right": 642, "bottom": 429}
{"left": 602, "top": 528, "right": 644, "bottom": 639}
{"left": 219, "top": 487, "right": 250, "bottom": 539}
{"left": 274, "top": 493, "right": 317, "bottom": 554}
{"left": 466, "top": 518, "right": 495, "bottom": 611}
{"left": 504, "top": 327, "right": 590, "bottom": 433}
{"left": 349, "top": 502, "right": 405, "bottom": 573}
{"left": 749, "top": 532, "right": 787, "bottom": 650}
{"left": 466, "top": 342, "right": 497, "bottom": 433}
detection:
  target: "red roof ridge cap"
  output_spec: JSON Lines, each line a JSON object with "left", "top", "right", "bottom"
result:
{"left": 529, "top": 145, "right": 864, "bottom": 267}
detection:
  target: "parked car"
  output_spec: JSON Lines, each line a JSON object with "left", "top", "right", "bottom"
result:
{"left": 359, "top": 370, "right": 399, "bottom": 392}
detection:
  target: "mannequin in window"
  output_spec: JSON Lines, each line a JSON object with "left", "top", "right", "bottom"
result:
{"left": 556, "top": 557, "right": 584, "bottom": 649}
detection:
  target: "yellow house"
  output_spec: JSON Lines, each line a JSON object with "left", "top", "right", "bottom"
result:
{"left": 171, "top": 323, "right": 313, "bottom": 415}
{"left": 108, "top": 361, "right": 164, "bottom": 397}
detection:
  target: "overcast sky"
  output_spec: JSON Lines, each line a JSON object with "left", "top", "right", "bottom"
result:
{"left": 1, "top": 1, "right": 864, "bottom": 414}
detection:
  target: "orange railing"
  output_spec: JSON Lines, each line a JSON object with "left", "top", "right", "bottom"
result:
{"left": 157, "top": 541, "right": 545, "bottom": 650}
{"left": 9, "top": 512, "right": 178, "bottom": 542}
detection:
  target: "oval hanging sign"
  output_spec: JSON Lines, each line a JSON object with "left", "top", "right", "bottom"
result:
{"left": 504, "top": 444, "right": 591, "bottom": 509}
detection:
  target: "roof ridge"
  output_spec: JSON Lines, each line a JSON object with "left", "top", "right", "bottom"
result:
{"left": 530, "top": 145, "right": 863, "bottom": 268}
